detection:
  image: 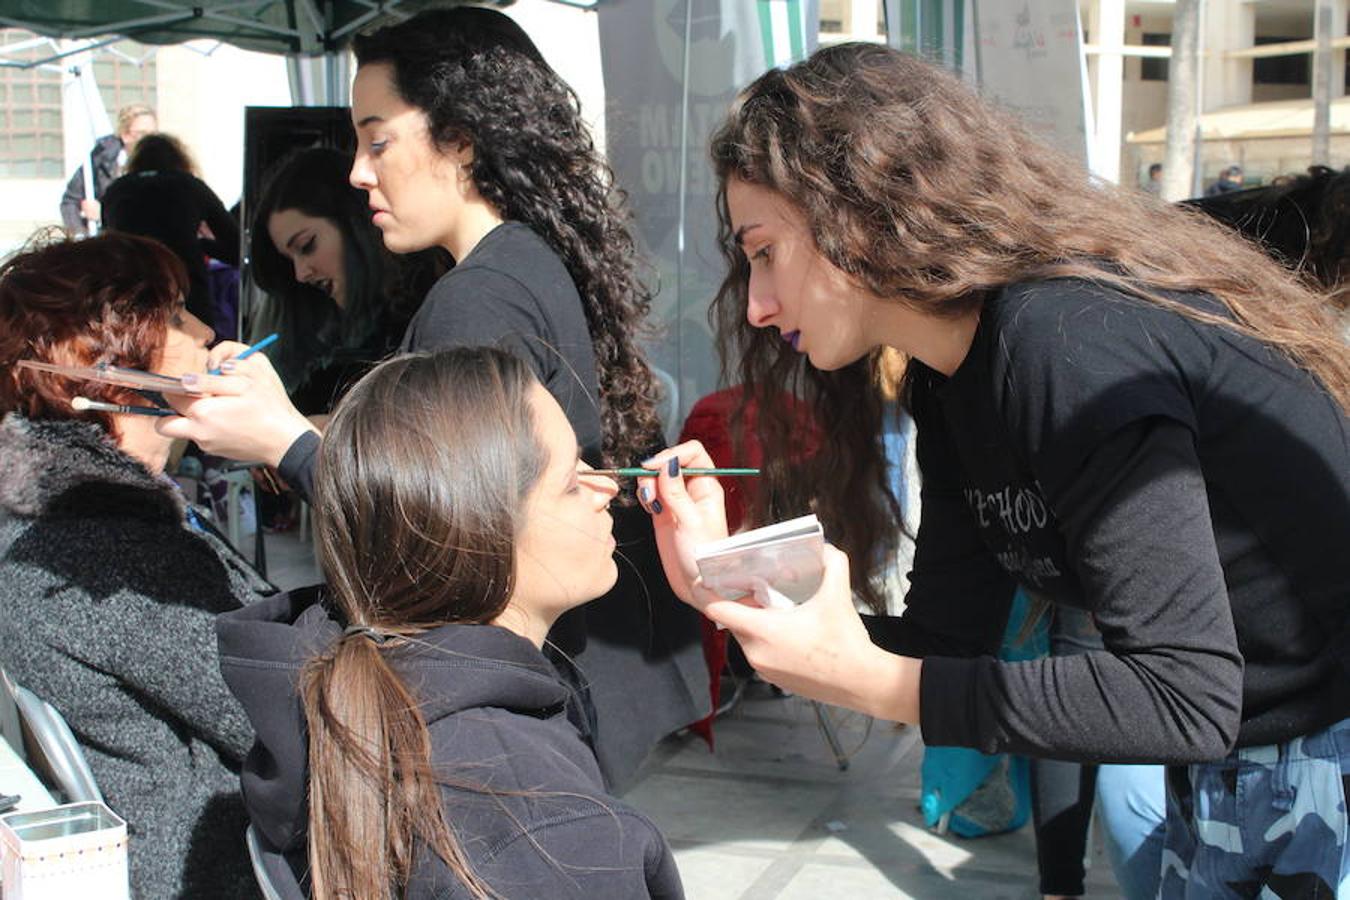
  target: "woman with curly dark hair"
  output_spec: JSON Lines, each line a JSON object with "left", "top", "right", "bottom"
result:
{"left": 347, "top": 9, "right": 663, "bottom": 468}
{"left": 162, "top": 7, "right": 708, "bottom": 788}
{"left": 645, "top": 43, "right": 1350, "bottom": 897}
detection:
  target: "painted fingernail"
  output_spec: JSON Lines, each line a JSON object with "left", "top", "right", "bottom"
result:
{"left": 639, "top": 486, "right": 653, "bottom": 505}
{"left": 668, "top": 458, "right": 680, "bottom": 477}
{"left": 181, "top": 374, "right": 200, "bottom": 391}
{"left": 651, "top": 498, "right": 664, "bottom": 515}
{"left": 219, "top": 360, "right": 237, "bottom": 373}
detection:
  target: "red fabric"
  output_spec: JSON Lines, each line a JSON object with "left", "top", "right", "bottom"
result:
{"left": 677, "top": 387, "right": 821, "bottom": 748}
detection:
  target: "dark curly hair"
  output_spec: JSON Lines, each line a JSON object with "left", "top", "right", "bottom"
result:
{"left": 353, "top": 7, "right": 662, "bottom": 465}
{"left": 125, "top": 132, "right": 194, "bottom": 175}
{"left": 249, "top": 147, "right": 434, "bottom": 391}
{"left": 710, "top": 43, "right": 1350, "bottom": 612}
{"left": 1186, "top": 165, "right": 1350, "bottom": 313}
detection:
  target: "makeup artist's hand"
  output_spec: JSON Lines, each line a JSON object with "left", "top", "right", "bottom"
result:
{"left": 702, "top": 545, "right": 922, "bottom": 723}
{"left": 157, "top": 342, "right": 317, "bottom": 468}
{"left": 638, "top": 441, "right": 728, "bottom": 606}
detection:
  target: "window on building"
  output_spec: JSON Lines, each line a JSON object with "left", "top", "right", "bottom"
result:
{"left": 1140, "top": 32, "right": 1169, "bottom": 82}
{"left": 92, "top": 44, "right": 156, "bottom": 116}
{"left": 1253, "top": 37, "right": 1309, "bottom": 86}
{"left": 0, "top": 30, "right": 65, "bottom": 178}
{"left": 0, "top": 29, "right": 156, "bottom": 180}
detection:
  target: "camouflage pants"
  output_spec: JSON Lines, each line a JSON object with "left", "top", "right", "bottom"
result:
{"left": 1159, "top": 716, "right": 1350, "bottom": 898}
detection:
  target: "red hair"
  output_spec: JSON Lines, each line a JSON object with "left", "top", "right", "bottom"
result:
{"left": 0, "top": 231, "right": 188, "bottom": 434}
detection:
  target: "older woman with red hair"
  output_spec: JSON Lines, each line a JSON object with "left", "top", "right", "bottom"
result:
{"left": 0, "top": 232, "right": 269, "bottom": 898}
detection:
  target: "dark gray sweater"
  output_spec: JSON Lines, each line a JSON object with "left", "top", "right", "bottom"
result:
{"left": 0, "top": 414, "right": 270, "bottom": 898}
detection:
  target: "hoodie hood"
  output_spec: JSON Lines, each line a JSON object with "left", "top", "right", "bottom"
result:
{"left": 216, "top": 589, "right": 574, "bottom": 855}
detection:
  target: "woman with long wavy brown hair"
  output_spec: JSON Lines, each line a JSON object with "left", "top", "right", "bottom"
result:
{"left": 165, "top": 6, "right": 710, "bottom": 786}
{"left": 217, "top": 348, "right": 692, "bottom": 900}
{"left": 645, "top": 42, "right": 1350, "bottom": 897}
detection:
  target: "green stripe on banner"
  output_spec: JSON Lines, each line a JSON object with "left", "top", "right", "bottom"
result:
{"left": 786, "top": 0, "right": 804, "bottom": 61}
{"left": 899, "top": 0, "right": 917, "bottom": 54}
{"left": 952, "top": 0, "right": 963, "bottom": 70}
{"left": 757, "top": 0, "right": 775, "bottom": 70}
{"left": 929, "top": 0, "right": 944, "bottom": 58}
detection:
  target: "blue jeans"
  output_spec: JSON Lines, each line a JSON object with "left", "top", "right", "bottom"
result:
{"left": 1159, "top": 716, "right": 1350, "bottom": 898}
{"left": 1097, "top": 763, "right": 1167, "bottom": 900}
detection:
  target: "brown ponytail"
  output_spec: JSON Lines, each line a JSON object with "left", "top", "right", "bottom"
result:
{"left": 301, "top": 349, "right": 546, "bottom": 899}
{"left": 301, "top": 634, "right": 491, "bottom": 899}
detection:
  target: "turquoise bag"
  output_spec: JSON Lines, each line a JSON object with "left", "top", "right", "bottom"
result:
{"left": 919, "top": 589, "right": 1047, "bottom": 837}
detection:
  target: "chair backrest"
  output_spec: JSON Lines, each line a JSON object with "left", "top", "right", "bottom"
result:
{"left": 0, "top": 666, "right": 102, "bottom": 804}
{"left": 246, "top": 824, "right": 295, "bottom": 900}
{"left": 0, "top": 670, "right": 21, "bottom": 756}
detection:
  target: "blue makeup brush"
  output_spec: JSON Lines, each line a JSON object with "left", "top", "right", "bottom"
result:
{"left": 208, "top": 333, "right": 279, "bottom": 375}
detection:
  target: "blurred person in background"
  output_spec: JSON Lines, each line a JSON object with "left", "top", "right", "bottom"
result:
{"left": 59, "top": 102, "right": 157, "bottom": 235}
{"left": 1204, "top": 164, "right": 1245, "bottom": 197}
{"left": 102, "top": 132, "right": 240, "bottom": 330}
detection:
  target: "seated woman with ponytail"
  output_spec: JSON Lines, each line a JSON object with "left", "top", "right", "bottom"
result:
{"left": 216, "top": 348, "right": 707, "bottom": 899}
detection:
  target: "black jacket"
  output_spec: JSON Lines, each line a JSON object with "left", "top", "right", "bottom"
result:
{"left": 875, "top": 278, "right": 1350, "bottom": 763}
{"left": 59, "top": 134, "right": 124, "bottom": 233}
{"left": 217, "top": 590, "right": 684, "bottom": 899}
{"left": 102, "top": 169, "right": 240, "bottom": 325}
{"left": 0, "top": 414, "right": 269, "bottom": 898}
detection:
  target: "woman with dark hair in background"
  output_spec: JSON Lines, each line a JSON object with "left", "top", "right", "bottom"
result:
{"left": 0, "top": 233, "right": 269, "bottom": 898}
{"left": 162, "top": 6, "right": 709, "bottom": 787}
{"left": 1186, "top": 164, "right": 1350, "bottom": 340}
{"left": 646, "top": 43, "right": 1350, "bottom": 896}
{"left": 102, "top": 133, "right": 239, "bottom": 330}
{"left": 249, "top": 147, "right": 438, "bottom": 413}
{"left": 218, "top": 348, "right": 688, "bottom": 900}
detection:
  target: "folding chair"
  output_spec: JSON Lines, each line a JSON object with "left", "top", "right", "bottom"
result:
{"left": 0, "top": 666, "right": 102, "bottom": 804}
{"left": 246, "top": 824, "right": 306, "bottom": 900}
{"left": 0, "top": 669, "right": 21, "bottom": 755}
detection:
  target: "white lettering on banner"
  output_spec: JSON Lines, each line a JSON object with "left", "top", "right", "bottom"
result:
{"left": 963, "top": 485, "right": 1049, "bottom": 535}
{"left": 637, "top": 102, "right": 723, "bottom": 196}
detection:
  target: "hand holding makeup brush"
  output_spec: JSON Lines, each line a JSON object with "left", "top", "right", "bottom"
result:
{"left": 636, "top": 440, "right": 730, "bottom": 608}
{"left": 157, "top": 341, "right": 317, "bottom": 468}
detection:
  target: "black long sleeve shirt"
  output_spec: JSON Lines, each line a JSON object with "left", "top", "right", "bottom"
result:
{"left": 871, "top": 277, "right": 1350, "bottom": 763}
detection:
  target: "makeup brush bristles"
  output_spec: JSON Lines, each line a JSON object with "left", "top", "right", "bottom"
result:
{"left": 72, "top": 396, "right": 172, "bottom": 417}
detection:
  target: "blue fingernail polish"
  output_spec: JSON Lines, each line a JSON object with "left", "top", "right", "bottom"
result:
{"left": 668, "top": 458, "right": 680, "bottom": 477}
{"left": 640, "top": 486, "right": 653, "bottom": 504}
{"left": 651, "top": 498, "right": 664, "bottom": 514}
